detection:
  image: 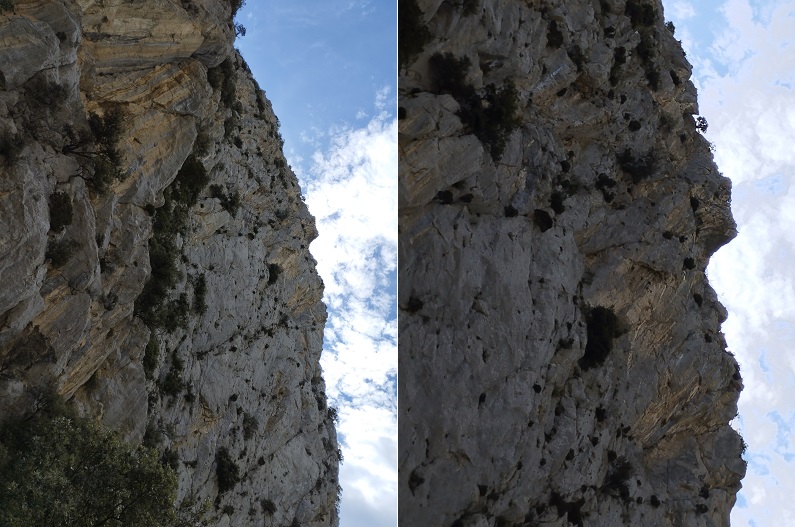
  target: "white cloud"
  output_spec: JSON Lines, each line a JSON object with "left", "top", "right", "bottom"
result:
{"left": 669, "top": 0, "right": 696, "bottom": 20}
{"left": 300, "top": 88, "right": 397, "bottom": 527}
{"left": 666, "top": 1, "right": 795, "bottom": 525}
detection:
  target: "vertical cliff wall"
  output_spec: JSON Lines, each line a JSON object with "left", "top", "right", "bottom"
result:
{"left": 399, "top": 0, "right": 745, "bottom": 525}
{"left": 0, "top": 1, "right": 339, "bottom": 525}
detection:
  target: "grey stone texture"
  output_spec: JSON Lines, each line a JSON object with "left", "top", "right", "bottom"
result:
{"left": 0, "top": 1, "right": 339, "bottom": 525}
{"left": 399, "top": 0, "right": 745, "bottom": 525}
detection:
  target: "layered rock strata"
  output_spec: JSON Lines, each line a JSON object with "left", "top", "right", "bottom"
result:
{"left": 399, "top": 0, "right": 745, "bottom": 525}
{"left": 0, "top": 1, "right": 339, "bottom": 525}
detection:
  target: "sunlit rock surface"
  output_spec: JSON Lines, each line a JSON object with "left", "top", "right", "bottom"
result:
{"left": 399, "top": 0, "right": 745, "bottom": 525}
{"left": 0, "top": 1, "right": 339, "bottom": 525}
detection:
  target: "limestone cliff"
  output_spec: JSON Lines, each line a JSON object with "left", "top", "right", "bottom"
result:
{"left": 0, "top": 1, "right": 339, "bottom": 525}
{"left": 399, "top": 0, "right": 745, "bottom": 525}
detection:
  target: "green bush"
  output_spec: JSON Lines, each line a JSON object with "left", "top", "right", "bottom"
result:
{"left": 207, "top": 59, "right": 237, "bottom": 110}
{"left": 143, "top": 331, "right": 160, "bottom": 378}
{"left": 209, "top": 184, "right": 241, "bottom": 216}
{"left": 399, "top": 0, "right": 431, "bottom": 67}
{"left": 428, "top": 52, "right": 472, "bottom": 98}
{"left": 459, "top": 0, "right": 478, "bottom": 15}
{"left": 160, "top": 351, "right": 186, "bottom": 397}
{"left": 579, "top": 306, "right": 621, "bottom": 370}
{"left": 215, "top": 447, "right": 239, "bottom": 494}
{"left": 0, "top": 132, "right": 21, "bottom": 163}
{"left": 193, "top": 273, "right": 207, "bottom": 315}
{"left": 87, "top": 107, "right": 126, "bottom": 193}
{"left": 0, "top": 391, "right": 178, "bottom": 527}
{"left": 609, "top": 46, "right": 626, "bottom": 86}
{"left": 135, "top": 153, "right": 208, "bottom": 331}
{"left": 229, "top": 0, "right": 244, "bottom": 17}
{"left": 0, "top": 0, "right": 12, "bottom": 12}
{"left": 617, "top": 149, "right": 657, "bottom": 183}
{"left": 625, "top": 0, "right": 657, "bottom": 27}
{"left": 242, "top": 413, "right": 258, "bottom": 441}
{"left": 194, "top": 128, "right": 211, "bottom": 157}
{"left": 46, "top": 238, "right": 78, "bottom": 267}
{"left": 49, "top": 191, "right": 73, "bottom": 232}
{"left": 428, "top": 53, "right": 520, "bottom": 159}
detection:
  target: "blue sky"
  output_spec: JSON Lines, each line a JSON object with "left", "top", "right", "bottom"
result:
{"left": 664, "top": 0, "right": 795, "bottom": 524}
{"left": 235, "top": 2, "right": 397, "bottom": 526}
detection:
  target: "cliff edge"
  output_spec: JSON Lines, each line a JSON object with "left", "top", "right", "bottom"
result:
{"left": 0, "top": 1, "right": 339, "bottom": 525}
{"left": 398, "top": 0, "right": 745, "bottom": 525}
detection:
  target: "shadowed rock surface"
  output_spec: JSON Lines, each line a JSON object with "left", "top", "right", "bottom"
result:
{"left": 399, "top": 0, "right": 745, "bottom": 525}
{"left": 0, "top": 1, "right": 339, "bottom": 525}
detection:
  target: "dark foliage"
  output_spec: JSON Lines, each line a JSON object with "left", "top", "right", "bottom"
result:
{"left": 546, "top": 20, "right": 564, "bottom": 48}
{"left": 636, "top": 29, "right": 661, "bottom": 90}
{"left": 610, "top": 47, "right": 626, "bottom": 86}
{"left": 210, "top": 184, "right": 241, "bottom": 216}
{"left": 49, "top": 191, "right": 73, "bottom": 232}
{"left": 602, "top": 458, "right": 633, "bottom": 500}
{"left": 428, "top": 52, "right": 472, "bottom": 97}
{"left": 533, "top": 209, "right": 553, "bottom": 232}
{"left": 579, "top": 306, "right": 620, "bottom": 370}
{"left": 267, "top": 263, "right": 281, "bottom": 285}
{"left": 261, "top": 499, "right": 276, "bottom": 515}
{"left": 134, "top": 153, "right": 208, "bottom": 330}
{"left": 216, "top": 448, "right": 240, "bottom": 494}
{"left": 143, "top": 331, "right": 159, "bottom": 378}
{"left": 86, "top": 107, "right": 126, "bottom": 193}
{"left": 617, "top": 149, "right": 657, "bottom": 183}
{"left": 459, "top": 0, "right": 478, "bottom": 15}
{"left": 193, "top": 273, "right": 207, "bottom": 315}
{"left": 0, "top": 132, "right": 21, "bottom": 163}
{"left": 229, "top": 0, "right": 244, "bottom": 17}
{"left": 0, "top": 390, "right": 177, "bottom": 526}
{"left": 160, "top": 351, "right": 186, "bottom": 397}
{"left": 242, "top": 413, "right": 258, "bottom": 440}
{"left": 550, "top": 191, "right": 565, "bottom": 214}
{"left": 46, "top": 238, "right": 78, "bottom": 267}
{"left": 208, "top": 59, "right": 237, "bottom": 110}
{"left": 0, "top": 0, "right": 12, "bottom": 12}
{"left": 428, "top": 53, "right": 520, "bottom": 159}
{"left": 434, "top": 190, "right": 453, "bottom": 204}
{"left": 625, "top": 0, "right": 657, "bottom": 27}
{"left": 399, "top": 0, "right": 431, "bottom": 67}
{"left": 550, "top": 492, "right": 585, "bottom": 527}
{"left": 194, "top": 128, "right": 211, "bottom": 157}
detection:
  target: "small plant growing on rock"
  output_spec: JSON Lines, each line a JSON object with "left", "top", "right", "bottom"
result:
{"left": 46, "top": 238, "right": 78, "bottom": 267}
{"left": 399, "top": 0, "right": 431, "bottom": 67}
{"left": 0, "top": 131, "right": 21, "bottom": 163}
{"left": 192, "top": 273, "right": 208, "bottom": 315}
{"left": 625, "top": 0, "right": 657, "bottom": 28}
{"left": 48, "top": 191, "right": 73, "bottom": 232}
{"left": 143, "top": 331, "right": 159, "bottom": 378}
{"left": 215, "top": 447, "right": 240, "bottom": 494}
{"left": 209, "top": 184, "right": 241, "bottom": 216}
{"left": 428, "top": 52, "right": 520, "bottom": 160}
{"left": 229, "top": 0, "right": 244, "bottom": 17}
{"left": 617, "top": 149, "right": 657, "bottom": 183}
{"left": 579, "top": 306, "right": 621, "bottom": 370}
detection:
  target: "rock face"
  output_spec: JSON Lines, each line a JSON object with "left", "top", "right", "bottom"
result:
{"left": 398, "top": 0, "right": 745, "bottom": 525}
{"left": 0, "top": 1, "right": 339, "bottom": 525}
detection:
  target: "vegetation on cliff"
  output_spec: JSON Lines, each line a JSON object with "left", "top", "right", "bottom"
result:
{"left": 0, "top": 391, "right": 178, "bottom": 527}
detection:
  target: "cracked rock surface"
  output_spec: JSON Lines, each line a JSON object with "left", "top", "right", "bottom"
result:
{"left": 399, "top": 0, "right": 745, "bottom": 525}
{"left": 0, "top": 1, "right": 339, "bottom": 525}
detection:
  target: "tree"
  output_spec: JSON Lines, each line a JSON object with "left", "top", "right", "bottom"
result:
{"left": 0, "top": 391, "right": 179, "bottom": 526}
